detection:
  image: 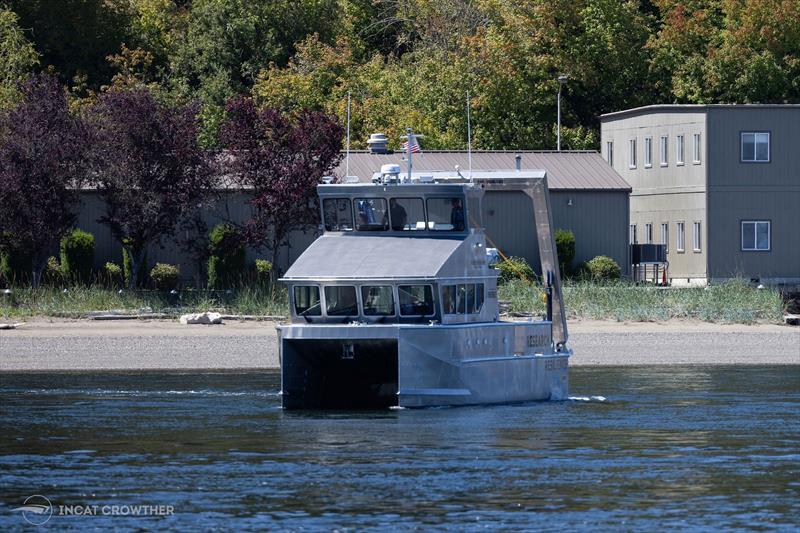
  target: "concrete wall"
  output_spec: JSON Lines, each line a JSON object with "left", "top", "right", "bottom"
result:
{"left": 483, "top": 190, "right": 630, "bottom": 276}
{"left": 601, "top": 109, "right": 709, "bottom": 281}
{"left": 706, "top": 107, "right": 800, "bottom": 281}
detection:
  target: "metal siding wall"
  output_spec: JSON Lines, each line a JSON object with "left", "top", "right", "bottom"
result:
{"left": 707, "top": 108, "right": 800, "bottom": 280}
{"left": 483, "top": 190, "right": 630, "bottom": 276}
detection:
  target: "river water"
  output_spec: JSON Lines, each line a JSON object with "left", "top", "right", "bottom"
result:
{"left": 1, "top": 366, "right": 798, "bottom": 531}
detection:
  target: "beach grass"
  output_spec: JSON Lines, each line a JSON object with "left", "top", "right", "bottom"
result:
{"left": 498, "top": 278, "right": 785, "bottom": 324}
{"left": 0, "top": 279, "right": 785, "bottom": 324}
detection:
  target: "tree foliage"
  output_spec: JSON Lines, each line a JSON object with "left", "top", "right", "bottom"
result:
{"left": 0, "top": 7, "right": 39, "bottom": 108}
{"left": 88, "top": 88, "right": 214, "bottom": 288}
{"left": 219, "top": 97, "right": 343, "bottom": 267}
{"left": 0, "top": 73, "right": 90, "bottom": 286}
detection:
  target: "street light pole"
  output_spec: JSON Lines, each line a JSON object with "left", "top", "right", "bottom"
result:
{"left": 557, "top": 75, "right": 568, "bottom": 151}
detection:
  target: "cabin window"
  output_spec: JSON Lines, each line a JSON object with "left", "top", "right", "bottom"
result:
{"left": 294, "top": 286, "right": 321, "bottom": 316}
{"left": 398, "top": 285, "right": 434, "bottom": 316}
{"left": 322, "top": 198, "right": 354, "bottom": 231}
{"left": 389, "top": 198, "right": 425, "bottom": 231}
{"left": 361, "top": 285, "right": 395, "bottom": 316}
{"left": 426, "top": 197, "right": 465, "bottom": 231}
{"left": 354, "top": 198, "right": 389, "bottom": 231}
{"left": 324, "top": 286, "right": 358, "bottom": 316}
{"left": 442, "top": 283, "right": 485, "bottom": 315}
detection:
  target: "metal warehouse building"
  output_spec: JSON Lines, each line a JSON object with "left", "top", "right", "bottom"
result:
{"left": 74, "top": 150, "right": 631, "bottom": 282}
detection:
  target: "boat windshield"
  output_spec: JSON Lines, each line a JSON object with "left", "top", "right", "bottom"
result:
{"left": 323, "top": 198, "right": 354, "bottom": 231}
{"left": 354, "top": 199, "right": 389, "bottom": 231}
{"left": 426, "top": 197, "right": 465, "bottom": 231}
{"left": 398, "top": 285, "right": 434, "bottom": 316}
{"left": 325, "top": 286, "right": 358, "bottom": 316}
{"left": 389, "top": 198, "right": 425, "bottom": 231}
{"left": 294, "top": 286, "right": 321, "bottom": 316}
{"left": 361, "top": 285, "right": 395, "bottom": 316}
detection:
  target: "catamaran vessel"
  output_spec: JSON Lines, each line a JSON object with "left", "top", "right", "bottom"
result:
{"left": 278, "top": 159, "right": 571, "bottom": 409}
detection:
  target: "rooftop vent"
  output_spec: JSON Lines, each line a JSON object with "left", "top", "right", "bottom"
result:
{"left": 515, "top": 154, "right": 522, "bottom": 171}
{"left": 367, "top": 133, "right": 389, "bottom": 154}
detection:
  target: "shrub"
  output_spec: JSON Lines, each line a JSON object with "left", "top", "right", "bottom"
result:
{"left": 60, "top": 229, "right": 95, "bottom": 283}
{"left": 150, "top": 263, "right": 180, "bottom": 290}
{"left": 104, "top": 262, "right": 123, "bottom": 287}
{"left": 43, "top": 256, "right": 63, "bottom": 285}
{"left": 0, "top": 245, "right": 31, "bottom": 285}
{"left": 254, "top": 259, "right": 272, "bottom": 283}
{"left": 497, "top": 256, "right": 536, "bottom": 284}
{"left": 585, "top": 255, "right": 621, "bottom": 281}
{"left": 554, "top": 229, "right": 576, "bottom": 276}
{"left": 208, "top": 224, "right": 246, "bottom": 289}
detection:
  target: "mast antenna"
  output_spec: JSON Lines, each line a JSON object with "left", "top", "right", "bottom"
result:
{"left": 345, "top": 91, "right": 351, "bottom": 178}
{"left": 467, "top": 90, "right": 472, "bottom": 181}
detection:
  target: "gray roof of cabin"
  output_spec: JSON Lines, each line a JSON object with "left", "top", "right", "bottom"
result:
{"left": 334, "top": 150, "right": 631, "bottom": 191}
{"left": 282, "top": 234, "right": 462, "bottom": 280}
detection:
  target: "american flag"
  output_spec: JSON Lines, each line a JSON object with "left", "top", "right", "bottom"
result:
{"left": 401, "top": 134, "right": 422, "bottom": 154}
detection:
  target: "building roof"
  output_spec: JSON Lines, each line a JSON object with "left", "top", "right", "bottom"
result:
{"left": 333, "top": 151, "right": 631, "bottom": 191}
{"left": 282, "top": 234, "right": 463, "bottom": 280}
{"left": 601, "top": 104, "right": 800, "bottom": 121}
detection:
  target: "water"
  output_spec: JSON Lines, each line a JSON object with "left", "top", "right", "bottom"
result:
{"left": 1, "top": 366, "right": 799, "bottom": 531}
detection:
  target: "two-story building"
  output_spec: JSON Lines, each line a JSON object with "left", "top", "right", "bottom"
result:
{"left": 601, "top": 105, "right": 800, "bottom": 285}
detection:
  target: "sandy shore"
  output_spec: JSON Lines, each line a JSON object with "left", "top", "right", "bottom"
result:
{"left": 0, "top": 318, "right": 797, "bottom": 371}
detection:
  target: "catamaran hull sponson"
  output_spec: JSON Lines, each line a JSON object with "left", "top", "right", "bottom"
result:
{"left": 278, "top": 322, "right": 570, "bottom": 409}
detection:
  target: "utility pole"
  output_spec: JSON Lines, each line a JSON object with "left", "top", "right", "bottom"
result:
{"left": 557, "top": 75, "right": 568, "bottom": 151}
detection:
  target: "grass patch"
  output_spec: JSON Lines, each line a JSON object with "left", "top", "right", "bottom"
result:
{"left": 0, "top": 284, "right": 289, "bottom": 320}
{"left": 498, "top": 278, "right": 785, "bottom": 324}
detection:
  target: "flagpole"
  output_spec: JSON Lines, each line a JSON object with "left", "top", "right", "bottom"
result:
{"left": 466, "top": 90, "right": 472, "bottom": 180}
{"left": 345, "top": 91, "right": 351, "bottom": 177}
{"left": 406, "top": 127, "right": 412, "bottom": 182}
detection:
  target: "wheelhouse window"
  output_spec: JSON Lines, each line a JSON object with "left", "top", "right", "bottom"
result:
{"left": 361, "top": 285, "right": 395, "bottom": 316}
{"left": 442, "top": 283, "right": 485, "bottom": 315}
{"left": 322, "top": 198, "right": 354, "bottom": 231}
{"left": 742, "top": 221, "right": 770, "bottom": 251}
{"left": 644, "top": 137, "right": 653, "bottom": 168}
{"left": 294, "top": 286, "right": 321, "bottom": 316}
{"left": 398, "top": 285, "right": 434, "bottom": 316}
{"left": 660, "top": 135, "right": 668, "bottom": 166}
{"left": 324, "top": 286, "right": 358, "bottom": 316}
{"left": 426, "top": 197, "right": 465, "bottom": 231}
{"left": 741, "top": 132, "right": 770, "bottom": 162}
{"left": 676, "top": 135, "right": 685, "bottom": 165}
{"left": 389, "top": 197, "right": 425, "bottom": 231}
{"left": 354, "top": 198, "right": 389, "bottom": 231}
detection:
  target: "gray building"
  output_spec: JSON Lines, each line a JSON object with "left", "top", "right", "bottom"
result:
{"left": 601, "top": 104, "right": 800, "bottom": 285}
{"left": 73, "top": 150, "right": 631, "bottom": 282}
{"left": 337, "top": 151, "right": 631, "bottom": 276}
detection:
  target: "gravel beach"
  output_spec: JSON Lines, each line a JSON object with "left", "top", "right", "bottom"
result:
{"left": 0, "top": 318, "right": 797, "bottom": 371}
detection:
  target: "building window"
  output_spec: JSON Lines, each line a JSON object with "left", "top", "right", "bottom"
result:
{"left": 741, "top": 221, "right": 770, "bottom": 251}
{"left": 644, "top": 137, "right": 653, "bottom": 168}
{"left": 741, "top": 132, "right": 770, "bottom": 162}
{"left": 660, "top": 135, "right": 668, "bottom": 166}
{"left": 645, "top": 223, "right": 653, "bottom": 244}
{"left": 693, "top": 222, "right": 701, "bottom": 252}
{"left": 692, "top": 134, "right": 701, "bottom": 164}
{"left": 676, "top": 222, "right": 685, "bottom": 252}
{"left": 606, "top": 141, "right": 613, "bottom": 166}
{"left": 676, "top": 135, "right": 685, "bottom": 165}
{"left": 630, "top": 224, "right": 637, "bottom": 245}
{"left": 629, "top": 139, "right": 636, "bottom": 168}
{"left": 661, "top": 223, "right": 669, "bottom": 253}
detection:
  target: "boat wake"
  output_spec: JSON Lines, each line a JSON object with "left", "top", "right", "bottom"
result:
{"left": 567, "top": 395, "right": 607, "bottom": 402}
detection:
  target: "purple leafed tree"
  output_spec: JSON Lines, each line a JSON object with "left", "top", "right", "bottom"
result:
{"left": 219, "top": 97, "right": 343, "bottom": 271}
{"left": 0, "top": 73, "right": 90, "bottom": 287}
{"left": 88, "top": 89, "right": 214, "bottom": 289}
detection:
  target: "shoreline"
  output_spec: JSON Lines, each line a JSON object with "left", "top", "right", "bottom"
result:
{"left": 0, "top": 318, "right": 797, "bottom": 372}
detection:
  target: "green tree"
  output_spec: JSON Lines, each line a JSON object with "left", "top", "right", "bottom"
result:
{"left": 0, "top": 8, "right": 39, "bottom": 108}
